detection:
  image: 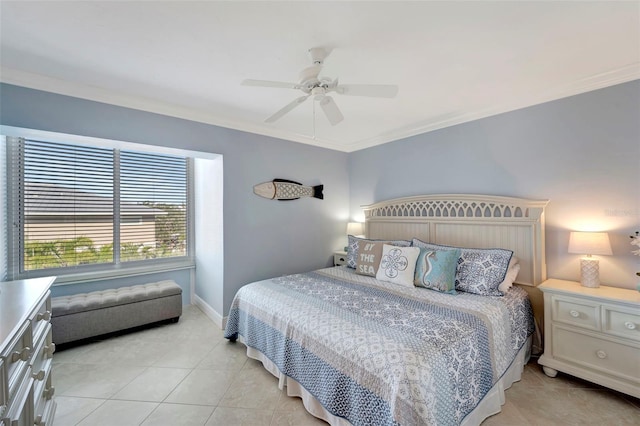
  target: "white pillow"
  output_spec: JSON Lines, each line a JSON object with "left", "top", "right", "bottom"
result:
{"left": 376, "top": 244, "right": 420, "bottom": 288}
{"left": 498, "top": 263, "right": 521, "bottom": 293}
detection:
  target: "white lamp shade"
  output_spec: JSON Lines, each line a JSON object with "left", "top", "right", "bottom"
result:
{"left": 568, "top": 232, "right": 612, "bottom": 256}
{"left": 346, "top": 222, "right": 364, "bottom": 237}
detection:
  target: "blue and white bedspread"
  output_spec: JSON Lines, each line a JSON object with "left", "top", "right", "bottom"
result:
{"left": 224, "top": 266, "right": 534, "bottom": 426}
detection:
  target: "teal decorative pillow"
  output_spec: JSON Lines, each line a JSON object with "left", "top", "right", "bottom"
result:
{"left": 414, "top": 248, "right": 460, "bottom": 294}
{"left": 412, "top": 238, "right": 513, "bottom": 296}
{"left": 375, "top": 244, "right": 420, "bottom": 288}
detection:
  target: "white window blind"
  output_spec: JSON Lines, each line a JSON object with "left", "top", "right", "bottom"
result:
{"left": 120, "top": 150, "right": 188, "bottom": 261}
{"left": 6, "top": 137, "right": 191, "bottom": 279}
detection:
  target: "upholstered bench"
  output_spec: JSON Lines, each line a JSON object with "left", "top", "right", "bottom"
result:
{"left": 51, "top": 280, "right": 183, "bottom": 345}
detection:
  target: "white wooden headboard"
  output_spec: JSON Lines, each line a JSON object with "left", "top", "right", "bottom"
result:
{"left": 362, "top": 194, "right": 549, "bottom": 286}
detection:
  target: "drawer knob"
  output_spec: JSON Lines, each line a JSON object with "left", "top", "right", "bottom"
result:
{"left": 44, "top": 386, "right": 55, "bottom": 400}
{"left": 569, "top": 310, "right": 580, "bottom": 318}
{"left": 34, "top": 414, "right": 44, "bottom": 425}
{"left": 624, "top": 321, "right": 636, "bottom": 330}
{"left": 36, "top": 310, "right": 52, "bottom": 322}
{"left": 44, "top": 343, "right": 56, "bottom": 359}
{"left": 32, "top": 369, "right": 46, "bottom": 381}
{"left": 10, "top": 346, "right": 31, "bottom": 362}
{"left": 596, "top": 350, "right": 607, "bottom": 359}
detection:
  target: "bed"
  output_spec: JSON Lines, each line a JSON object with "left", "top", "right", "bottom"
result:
{"left": 225, "top": 194, "right": 548, "bottom": 425}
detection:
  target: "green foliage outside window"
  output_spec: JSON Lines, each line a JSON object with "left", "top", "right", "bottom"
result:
{"left": 25, "top": 238, "right": 113, "bottom": 270}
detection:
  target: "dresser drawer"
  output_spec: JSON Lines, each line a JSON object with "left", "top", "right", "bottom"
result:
{"left": 552, "top": 326, "right": 640, "bottom": 382}
{"left": 603, "top": 304, "right": 640, "bottom": 342}
{"left": 1, "top": 321, "right": 33, "bottom": 400}
{"left": 334, "top": 252, "right": 347, "bottom": 266}
{"left": 2, "top": 373, "right": 34, "bottom": 426}
{"left": 552, "top": 295, "right": 600, "bottom": 331}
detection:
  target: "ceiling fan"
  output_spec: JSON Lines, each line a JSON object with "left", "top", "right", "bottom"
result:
{"left": 242, "top": 47, "right": 399, "bottom": 126}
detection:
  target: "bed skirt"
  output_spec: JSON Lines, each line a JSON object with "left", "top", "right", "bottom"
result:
{"left": 239, "top": 335, "right": 532, "bottom": 426}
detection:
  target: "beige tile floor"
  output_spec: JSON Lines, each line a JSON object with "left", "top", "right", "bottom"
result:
{"left": 52, "top": 305, "right": 640, "bottom": 426}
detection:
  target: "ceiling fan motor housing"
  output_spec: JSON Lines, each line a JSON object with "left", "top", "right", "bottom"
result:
{"left": 299, "top": 65, "right": 321, "bottom": 86}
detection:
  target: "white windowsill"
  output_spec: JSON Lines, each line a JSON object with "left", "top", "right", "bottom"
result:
{"left": 49, "top": 259, "right": 196, "bottom": 286}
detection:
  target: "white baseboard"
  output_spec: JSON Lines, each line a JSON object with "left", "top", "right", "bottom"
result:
{"left": 192, "top": 294, "right": 227, "bottom": 329}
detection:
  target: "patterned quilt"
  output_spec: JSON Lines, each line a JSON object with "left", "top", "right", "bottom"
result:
{"left": 225, "top": 267, "right": 534, "bottom": 426}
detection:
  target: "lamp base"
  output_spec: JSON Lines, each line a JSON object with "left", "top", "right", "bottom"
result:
{"left": 580, "top": 258, "right": 600, "bottom": 288}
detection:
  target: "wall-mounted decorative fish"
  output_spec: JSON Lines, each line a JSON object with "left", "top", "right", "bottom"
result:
{"left": 253, "top": 179, "right": 323, "bottom": 201}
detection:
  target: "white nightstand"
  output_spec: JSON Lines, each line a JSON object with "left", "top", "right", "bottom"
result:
{"left": 538, "top": 279, "right": 640, "bottom": 398}
{"left": 333, "top": 251, "right": 348, "bottom": 266}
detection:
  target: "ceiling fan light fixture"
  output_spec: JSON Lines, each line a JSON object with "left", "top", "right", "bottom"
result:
{"left": 311, "top": 87, "right": 326, "bottom": 98}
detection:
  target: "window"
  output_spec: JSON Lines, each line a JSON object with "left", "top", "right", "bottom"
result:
{"left": 4, "top": 135, "right": 193, "bottom": 280}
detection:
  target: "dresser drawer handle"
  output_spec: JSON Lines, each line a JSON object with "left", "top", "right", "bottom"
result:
{"left": 44, "top": 343, "right": 56, "bottom": 359}
{"left": 10, "top": 346, "right": 31, "bottom": 362}
{"left": 34, "top": 414, "right": 44, "bottom": 425}
{"left": 32, "top": 369, "right": 46, "bottom": 381}
{"left": 624, "top": 321, "right": 636, "bottom": 330}
{"left": 44, "top": 386, "right": 55, "bottom": 400}
{"left": 596, "top": 350, "right": 607, "bottom": 359}
{"left": 569, "top": 310, "right": 580, "bottom": 318}
{"left": 36, "top": 311, "right": 51, "bottom": 322}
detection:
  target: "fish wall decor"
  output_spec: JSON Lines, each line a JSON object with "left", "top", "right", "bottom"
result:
{"left": 253, "top": 179, "right": 323, "bottom": 201}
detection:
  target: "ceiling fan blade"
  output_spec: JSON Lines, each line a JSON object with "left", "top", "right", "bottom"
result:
{"left": 265, "top": 95, "right": 310, "bottom": 123}
{"left": 318, "top": 96, "right": 344, "bottom": 126}
{"left": 335, "top": 84, "right": 398, "bottom": 98}
{"left": 242, "top": 79, "right": 300, "bottom": 90}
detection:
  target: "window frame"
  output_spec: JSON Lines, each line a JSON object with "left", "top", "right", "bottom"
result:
{"left": 2, "top": 127, "right": 196, "bottom": 285}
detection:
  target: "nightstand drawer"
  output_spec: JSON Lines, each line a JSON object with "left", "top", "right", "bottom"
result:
{"left": 334, "top": 251, "right": 347, "bottom": 266}
{"left": 603, "top": 305, "right": 640, "bottom": 342}
{"left": 553, "top": 326, "right": 640, "bottom": 382}
{"left": 552, "top": 296, "right": 600, "bottom": 331}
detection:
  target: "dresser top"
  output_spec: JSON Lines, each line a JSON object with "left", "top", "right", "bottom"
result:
{"left": 539, "top": 278, "right": 640, "bottom": 305}
{"left": 0, "top": 276, "right": 55, "bottom": 353}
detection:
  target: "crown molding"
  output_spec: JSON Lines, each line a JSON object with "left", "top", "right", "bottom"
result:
{"left": 344, "top": 63, "right": 640, "bottom": 152}
{"left": 2, "top": 63, "right": 638, "bottom": 153}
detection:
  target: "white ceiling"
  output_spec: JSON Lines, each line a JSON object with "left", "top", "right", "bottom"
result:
{"left": 1, "top": 1, "right": 639, "bottom": 152}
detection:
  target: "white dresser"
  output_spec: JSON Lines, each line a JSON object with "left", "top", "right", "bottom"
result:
{"left": 1, "top": 277, "right": 56, "bottom": 426}
{"left": 538, "top": 279, "right": 640, "bottom": 398}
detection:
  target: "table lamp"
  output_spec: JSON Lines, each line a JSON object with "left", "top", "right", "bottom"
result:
{"left": 568, "top": 231, "right": 612, "bottom": 288}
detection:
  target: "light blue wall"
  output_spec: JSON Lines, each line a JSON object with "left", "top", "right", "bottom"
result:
{"left": 348, "top": 80, "right": 640, "bottom": 289}
{"left": 0, "top": 83, "right": 350, "bottom": 315}
{"left": 3, "top": 79, "right": 637, "bottom": 310}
